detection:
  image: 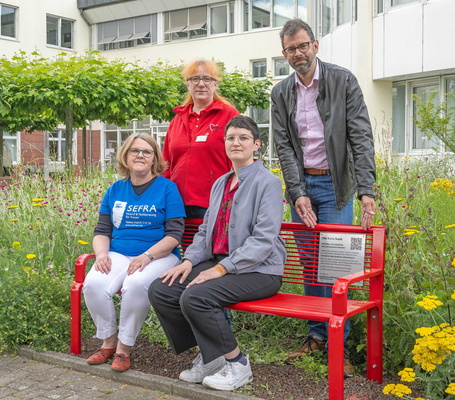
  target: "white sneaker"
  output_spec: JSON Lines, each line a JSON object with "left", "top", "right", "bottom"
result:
{"left": 179, "top": 353, "right": 225, "bottom": 383}
{"left": 202, "top": 355, "right": 253, "bottom": 391}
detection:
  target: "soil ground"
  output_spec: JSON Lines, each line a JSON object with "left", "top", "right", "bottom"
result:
{"left": 68, "top": 335, "right": 412, "bottom": 400}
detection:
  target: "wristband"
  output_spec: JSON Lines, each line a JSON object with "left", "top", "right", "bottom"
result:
{"left": 214, "top": 264, "right": 227, "bottom": 276}
{"left": 144, "top": 251, "right": 154, "bottom": 261}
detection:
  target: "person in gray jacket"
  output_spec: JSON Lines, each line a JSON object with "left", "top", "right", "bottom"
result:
{"left": 148, "top": 115, "right": 286, "bottom": 392}
{"left": 271, "top": 19, "right": 376, "bottom": 377}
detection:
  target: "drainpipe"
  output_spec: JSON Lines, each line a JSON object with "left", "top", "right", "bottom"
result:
{"left": 79, "top": 9, "right": 93, "bottom": 51}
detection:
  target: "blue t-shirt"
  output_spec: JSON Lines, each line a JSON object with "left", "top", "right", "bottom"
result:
{"left": 99, "top": 176, "right": 185, "bottom": 258}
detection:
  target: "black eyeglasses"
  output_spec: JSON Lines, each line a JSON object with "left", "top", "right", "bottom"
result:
{"left": 187, "top": 76, "right": 217, "bottom": 85}
{"left": 128, "top": 148, "right": 154, "bottom": 158}
{"left": 283, "top": 41, "right": 314, "bottom": 56}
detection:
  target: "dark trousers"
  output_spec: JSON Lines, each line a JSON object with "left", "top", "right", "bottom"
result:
{"left": 148, "top": 256, "right": 282, "bottom": 364}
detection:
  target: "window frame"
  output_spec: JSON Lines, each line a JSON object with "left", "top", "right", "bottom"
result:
{"left": 164, "top": 6, "right": 208, "bottom": 43}
{"left": 243, "top": 0, "right": 308, "bottom": 32}
{"left": 0, "top": 3, "right": 17, "bottom": 39}
{"left": 252, "top": 59, "right": 267, "bottom": 78}
{"left": 208, "top": 2, "right": 234, "bottom": 36}
{"left": 46, "top": 15, "right": 74, "bottom": 49}
{"left": 2, "top": 131, "right": 20, "bottom": 166}
{"left": 274, "top": 57, "right": 290, "bottom": 77}
{"left": 97, "top": 15, "right": 157, "bottom": 51}
{"left": 392, "top": 76, "right": 455, "bottom": 156}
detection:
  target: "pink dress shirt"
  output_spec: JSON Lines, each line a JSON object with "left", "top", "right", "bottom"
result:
{"left": 294, "top": 61, "right": 329, "bottom": 170}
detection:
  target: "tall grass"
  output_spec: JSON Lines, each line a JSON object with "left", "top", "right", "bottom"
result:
{"left": 0, "top": 157, "right": 454, "bottom": 393}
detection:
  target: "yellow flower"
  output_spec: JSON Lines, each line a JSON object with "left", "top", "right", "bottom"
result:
{"left": 77, "top": 240, "right": 89, "bottom": 245}
{"left": 9, "top": 218, "right": 19, "bottom": 222}
{"left": 26, "top": 254, "right": 36, "bottom": 259}
{"left": 32, "top": 203, "right": 43, "bottom": 207}
{"left": 451, "top": 290, "right": 455, "bottom": 300}
{"left": 452, "top": 258, "right": 455, "bottom": 268}
{"left": 382, "top": 383, "right": 412, "bottom": 396}
{"left": 270, "top": 168, "right": 281, "bottom": 172}
{"left": 22, "top": 267, "right": 31, "bottom": 272}
{"left": 32, "top": 198, "right": 45, "bottom": 201}
{"left": 445, "top": 224, "right": 455, "bottom": 229}
{"left": 7, "top": 205, "right": 18, "bottom": 209}
{"left": 446, "top": 383, "right": 455, "bottom": 395}
{"left": 12, "top": 241, "right": 21, "bottom": 250}
{"left": 394, "top": 198, "right": 404, "bottom": 201}
{"left": 404, "top": 231, "right": 418, "bottom": 236}
{"left": 417, "top": 295, "right": 443, "bottom": 310}
{"left": 398, "top": 368, "right": 416, "bottom": 382}
{"left": 382, "top": 384, "right": 395, "bottom": 395}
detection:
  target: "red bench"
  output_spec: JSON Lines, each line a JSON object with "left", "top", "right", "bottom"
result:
{"left": 70, "top": 219, "right": 386, "bottom": 400}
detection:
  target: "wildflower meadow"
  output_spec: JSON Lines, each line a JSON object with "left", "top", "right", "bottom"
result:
{"left": 0, "top": 155, "right": 454, "bottom": 399}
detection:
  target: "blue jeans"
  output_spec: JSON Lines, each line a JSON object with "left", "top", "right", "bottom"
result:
{"left": 291, "top": 173, "right": 353, "bottom": 350}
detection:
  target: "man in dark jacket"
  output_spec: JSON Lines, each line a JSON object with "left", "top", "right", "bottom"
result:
{"left": 271, "top": 18, "right": 376, "bottom": 378}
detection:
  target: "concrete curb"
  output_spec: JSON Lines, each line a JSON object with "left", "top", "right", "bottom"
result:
{"left": 18, "top": 347, "right": 265, "bottom": 400}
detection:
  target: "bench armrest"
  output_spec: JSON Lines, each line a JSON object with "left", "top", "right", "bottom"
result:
{"left": 331, "top": 268, "right": 384, "bottom": 315}
{"left": 74, "top": 253, "right": 96, "bottom": 283}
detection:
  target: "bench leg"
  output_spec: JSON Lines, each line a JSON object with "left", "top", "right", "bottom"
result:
{"left": 327, "top": 316, "right": 345, "bottom": 400}
{"left": 70, "top": 283, "right": 83, "bottom": 355}
{"left": 366, "top": 307, "right": 383, "bottom": 383}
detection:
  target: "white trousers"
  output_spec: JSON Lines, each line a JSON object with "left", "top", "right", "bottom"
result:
{"left": 83, "top": 251, "right": 179, "bottom": 347}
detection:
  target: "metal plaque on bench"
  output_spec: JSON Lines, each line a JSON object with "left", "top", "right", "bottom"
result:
{"left": 317, "top": 232, "right": 366, "bottom": 285}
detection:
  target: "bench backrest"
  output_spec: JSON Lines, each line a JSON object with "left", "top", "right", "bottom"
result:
{"left": 182, "top": 219, "right": 387, "bottom": 295}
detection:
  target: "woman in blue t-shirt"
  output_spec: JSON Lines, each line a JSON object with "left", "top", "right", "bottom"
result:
{"left": 83, "top": 133, "right": 185, "bottom": 372}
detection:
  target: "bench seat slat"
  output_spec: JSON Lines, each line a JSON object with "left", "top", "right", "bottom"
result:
{"left": 226, "top": 293, "right": 379, "bottom": 321}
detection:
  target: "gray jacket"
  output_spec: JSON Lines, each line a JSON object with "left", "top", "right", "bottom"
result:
{"left": 184, "top": 160, "right": 286, "bottom": 276}
{"left": 271, "top": 59, "right": 376, "bottom": 210}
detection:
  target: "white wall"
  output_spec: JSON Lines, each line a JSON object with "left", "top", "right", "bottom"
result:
{"left": 1, "top": 0, "right": 90, "bottom": 58}
{"left": 373, "top": 0, "right": 455, "bottom": 80}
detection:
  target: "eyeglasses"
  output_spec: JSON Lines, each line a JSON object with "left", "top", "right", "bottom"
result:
{"left": 187, "top": 76, "right": 217, "bottom": 85}
{"left": 128, "top": 148, "right": 154, "bottom": 158}
{"left": 283, "top": 41, "right": 314, "bottom": 56}
{"left": 225, "top": 135, "right": 255, "bottom": 143}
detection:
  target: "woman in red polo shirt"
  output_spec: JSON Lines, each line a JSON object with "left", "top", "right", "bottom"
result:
{"left": 162, "top": 59, "right": 239, "bottom": 219}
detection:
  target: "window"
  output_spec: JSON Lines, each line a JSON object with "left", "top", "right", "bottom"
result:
{"left": 252, "top": 59, "right": 267, "bottom": 78}
{"left": 244, "top": 0, "right": 308, "bottom": 31}
{"left": 273, "top": 0, "right": 293, "bottom": 27}
{"left": 1, "top": 4, "right": 16, "bottom": 38}
{"left": 392, "top": 78, "right": 455, "bottom": 155}
{"left": 412, "top": 84, "right": 440, "bottom": 151}
{"left": 103, "top": 117, "right": 151, "bottom": 167}
{"left": 392, "top": 85, "right": 406, "bottom": 153}
{"left": 274, "top": 58, "right": 289, "bottom": 76}
{"left": 392, "top": 0, "right": 419, "bottom": 6}
{"left": 298, "top": 0, "right": 308, "bottom": 20}
{"left": 2, "top": 132, "right": 19, "bottom": 170}
{"left": 164, "top": 6, "right": 207, "bottom": 42}
{"left": 48, "top": 130, "right": 68, "bottom": 162}
{"left": 321, "top": 0, "right": 333, "bottom": 36}
{"left": 337, "top": 0, "right": 352, "bottom": 26}
{"left": 97, "top": 15, "right": 157, "bottom": 50}
{"left": 250, "top": 107, "right": 275, "bottom": 160}
{"left": 47, "top": 15, "right": 74, "bottom": 49}
{"left": 375, "top": 0, "right": 384, "bottom": 14}
{"left": 210, "top": 3, "right": 234, "bottom": 35}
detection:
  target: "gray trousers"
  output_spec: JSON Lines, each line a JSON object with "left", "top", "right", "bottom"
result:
{"left": 148, "top": 256, "right": 282, "bottom": 364}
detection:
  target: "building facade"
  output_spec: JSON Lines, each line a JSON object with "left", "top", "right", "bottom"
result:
{"left": 1, "top": 0, "right": 454, "bottom": 173}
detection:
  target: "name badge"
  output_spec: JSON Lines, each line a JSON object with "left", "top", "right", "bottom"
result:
{"left": 195, "top": 135, "right": 208, "bottom": 142}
